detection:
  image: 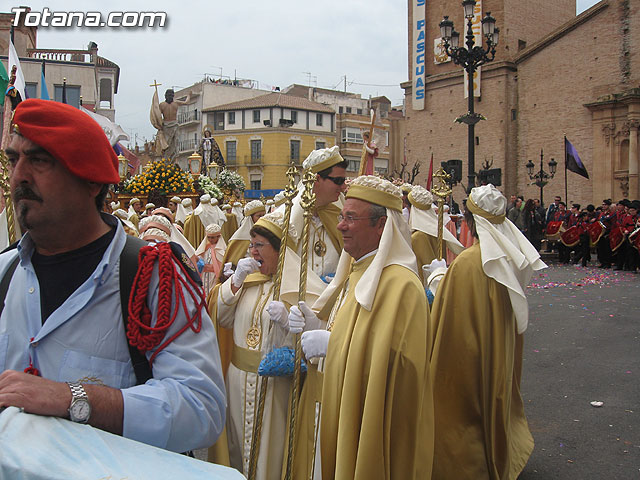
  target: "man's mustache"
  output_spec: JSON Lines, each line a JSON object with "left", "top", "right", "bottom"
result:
{"left": 13, "top": 185, "right": 42, "bottom": 203}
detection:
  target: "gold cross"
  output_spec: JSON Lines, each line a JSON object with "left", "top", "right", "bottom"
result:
{"left": 149, "top": 80, "right": 162, "bottom": 94}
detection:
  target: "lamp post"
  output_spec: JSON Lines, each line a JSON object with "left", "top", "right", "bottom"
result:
{"left": 117, "top": 154, "right": 128, "bottom": 183}
{"left": 207, "top": 161, "right": 219, "bottom": 181}
{"left": 188, "top": 151, "right": 203, "bottom": 180}
{"left": 525, "top": 149, "right": 557, "bottom": 207}
{"left": 439, "top": 0, "right": 499, "bottom": 193}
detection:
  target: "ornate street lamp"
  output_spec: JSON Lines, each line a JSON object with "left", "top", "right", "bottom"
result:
{"left": 526, "top": 149, "right": 557, "bottom": 206}
{"left": 208, "top": 160, "right": 219, "bottom": 181}
{"left": 117, "top": 154, "right": 128, "bottom": 182}
{"left": 188, "top": 151, "right": 203, "bottom": 179}
{"left": 439, "top": 0, "right": 499, "bottom": 193}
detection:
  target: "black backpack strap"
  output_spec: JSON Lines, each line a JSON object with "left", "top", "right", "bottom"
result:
{"left": 119, "top": 236, "right": 153, "bottom": 385}
{"left": 0, "top": 254, "right": 20, "bottom": 317}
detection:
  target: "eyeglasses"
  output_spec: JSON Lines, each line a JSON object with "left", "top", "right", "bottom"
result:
{"left": 324, "top": 175, "right": 346, "bottom": 186}
{"left": 248, "top": 242, "right": 268, "bottom": 250}
{"left": 337, "top": 213, "right": 380, "bottom": 225}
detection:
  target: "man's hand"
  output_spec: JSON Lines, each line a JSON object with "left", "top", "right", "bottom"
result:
{"left": 288, "top": 301, "right": 322, "bottom": 333}
{"left": 0, "top": 370, "right": 70, "bottom": 418}
{"left": 0, "top": 370, "right": 124, "bottom": 435}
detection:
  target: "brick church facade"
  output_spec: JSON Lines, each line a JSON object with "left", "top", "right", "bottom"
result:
{"left": 402, "top": 0, "right": 639, "bottom": 207}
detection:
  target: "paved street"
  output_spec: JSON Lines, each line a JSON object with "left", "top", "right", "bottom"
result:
{"left": 520, "top": 259, "right": 640, "bottom": 479}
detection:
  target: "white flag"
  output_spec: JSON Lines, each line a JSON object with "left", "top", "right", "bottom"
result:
{"left": 8, "top": 40, "right": 26, "bottom": 100}
{"left": 80, "top": 106, "right": 129, "bottom": 146}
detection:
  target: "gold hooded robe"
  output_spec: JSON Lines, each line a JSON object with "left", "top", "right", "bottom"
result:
{"left": 429, "top": 243, "right": 533, "bottom": 479}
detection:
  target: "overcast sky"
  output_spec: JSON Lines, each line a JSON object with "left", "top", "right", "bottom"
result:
{"left": 12, "top": 0, "right": 600, "bottom": 146}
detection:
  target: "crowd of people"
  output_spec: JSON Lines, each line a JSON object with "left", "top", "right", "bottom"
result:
{"left": 505, "top": 194, "right": 640, "bottom": 271}
{"left": 10, "top": 98, "right": 637, "bottom": 479}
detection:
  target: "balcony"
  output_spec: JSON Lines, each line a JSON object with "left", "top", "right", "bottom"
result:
{"left": 245, "top": 154, "right": 263, "bottom": 166}
{"left": 178, "top": 110, "right": 200, "bottom": 125}
{"left": 177, "top": 138, "right": 198, "bottom": 153}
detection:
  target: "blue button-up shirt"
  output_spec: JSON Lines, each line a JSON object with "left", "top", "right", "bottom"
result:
{"left": 0, "top": 215, "right": 226, "bottom": 453}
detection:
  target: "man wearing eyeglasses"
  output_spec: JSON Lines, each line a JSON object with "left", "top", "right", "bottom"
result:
{"left": 288, "top": 175, "right": 432, "bottom": 479}
{"left": 288, "top": 146, "right": 347, "bottom": 281}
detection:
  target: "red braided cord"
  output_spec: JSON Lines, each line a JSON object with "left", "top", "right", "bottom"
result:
{"left": 126, "top": 242, "right": 206, "bottom": 365}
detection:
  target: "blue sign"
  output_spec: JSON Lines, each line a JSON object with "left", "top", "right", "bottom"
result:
{"left": 244, "top": 189, "right": 283, "bottom": 199}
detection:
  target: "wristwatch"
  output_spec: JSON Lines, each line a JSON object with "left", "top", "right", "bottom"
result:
{"left": 67, "top": 382, "right": 91, "bottom": 424}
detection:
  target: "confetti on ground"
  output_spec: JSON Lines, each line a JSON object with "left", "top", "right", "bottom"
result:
{"left": 528, "top": 269, "right": 636, "bottom": 289}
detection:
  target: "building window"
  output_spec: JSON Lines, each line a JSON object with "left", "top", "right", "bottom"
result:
{"left": 25, "top": 82, "right": 37, "bottom": 100}
{"left": 339, "top": 106, "right": 344, "bottom": 114}
{"left": 316, "top": 114, "right": 323, "bottom": 126}
{"left": 341, "top": 127, "right": 363, "bottom": 144}
{"left": 316, "top": 141, "right": 326, "bottom": 150}
{"left": 251, "top": 179, "right": 262, "bottom": 190}
{"left": 346, "top": 107, "right": 352, "bottom": 114}
{"left": 99, "top": 78, "right": 112, "bottom": 108}
{"left": 54, "top": 85, "right": 81, "bottom": 108}
{"left": 228, "top": 112, "right": 236, "bottom": 124}
{"left": 226, "top": 141, "right": 237, "bottom": 163}
{"left": 253, "top": 110, "right": 260, "bottom": 123}
{"left": 357, "top": 108, "right": 363, "bottom": 115}
{"left": 374, "top": 159, "right": 389, "bottom": 175}
{"left": 290, "top": 140, "right": 301, "bottom": 162}
{"left": 251, "top": 139, "right": 262, "bottom": 161}
{"left": 291, "top": 110, "right": 298, "bottom": 123}
{"left": 346, "top": 159, "right": 360, "bottom": 172}
{"left": 511, "top": 109, "right": 517, "bottom": 120}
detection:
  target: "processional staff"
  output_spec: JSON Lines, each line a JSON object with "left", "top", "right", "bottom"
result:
{"left": 0, "top": 152, "right": 17, "bottom": 244}
{"left": 431, "top": 167, "right": 453, "bottom": 260}
{"left": 0, "top": 66, "right": 21, "bottom": 244}
{"left": 247, "top": 165, "right": 297, "bottom": 480}
{"left": 284, "top": 169, "right": 316, "bottom": 480}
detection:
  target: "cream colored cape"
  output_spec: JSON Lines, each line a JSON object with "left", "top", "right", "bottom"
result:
{"left": 409, "top": 205, "right": 464, "bottom": 254}
{"left": 474, "top": 214, "right": 546, "bottom": 333}
{"left": 429, "top": 243, "right": 533, "bottom": 479}
{"left": 320, "top": 255, "right": 433, "bottom": 479}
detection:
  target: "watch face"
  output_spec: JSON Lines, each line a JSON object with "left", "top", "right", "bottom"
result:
{"left": 70, "top": 399, "right": 90, "bottom": 422}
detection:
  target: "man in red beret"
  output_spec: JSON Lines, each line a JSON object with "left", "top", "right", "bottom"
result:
{"left": 0, "top": 99, "right": 226, "bottom": 453}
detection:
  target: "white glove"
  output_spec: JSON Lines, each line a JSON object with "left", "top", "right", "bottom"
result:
{"left": 301, "top": 330, "right": 331, "bottom": 360}
{"left": 267, "top": 301, "right": 288, "bottom": 328}
{"left": 223, "top": 262, "right": 234, "bottom": 278}
{"left": 231, "top": 258, "right": 260, "bottom": 288}
{"left": 288, "top": 301, "right": 322, "bottom": 334}
{"left": 422, "top": 258, "right": 447, "bottom": 278}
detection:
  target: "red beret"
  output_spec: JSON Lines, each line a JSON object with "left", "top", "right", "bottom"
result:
{"left": 12, "top": 99, "right": 120, "bottom": 184}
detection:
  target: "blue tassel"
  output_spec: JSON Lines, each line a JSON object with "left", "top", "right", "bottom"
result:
{"left": 258, "top": 346, "right": 307, "bottom": 377}
{"left": 426, "top": 288, "right": 435, "bottom": 306}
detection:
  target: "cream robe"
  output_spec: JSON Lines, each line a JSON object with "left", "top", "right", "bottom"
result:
{"left": 320, "top": 256, "right": 433, "bottom": 480}
{"left": 429, "top": 243, "right": 533, "bottom": 479}
{"left": 217, "top": 276, "right": 291, "bottom": 480}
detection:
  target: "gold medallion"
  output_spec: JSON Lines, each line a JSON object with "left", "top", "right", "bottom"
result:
{"left": 314, "top": 240, "right": 327, "bottom": 257}
{"left": 246, "top": 325, "right": 261, "bottom": 348}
